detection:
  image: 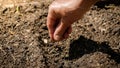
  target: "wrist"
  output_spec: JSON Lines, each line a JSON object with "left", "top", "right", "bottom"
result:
{"left": 76, "top": 0, "right": 99, "bottom": 9}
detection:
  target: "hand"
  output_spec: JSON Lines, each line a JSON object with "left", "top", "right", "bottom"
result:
{"left": 47, "top": 0, "right": 99, "bottom": 41}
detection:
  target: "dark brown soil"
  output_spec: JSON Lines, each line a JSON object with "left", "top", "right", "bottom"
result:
{"left": 0, "top": 0, "right": 120, "bottom": 68}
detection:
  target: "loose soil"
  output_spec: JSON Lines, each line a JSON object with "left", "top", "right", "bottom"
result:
{"left": 0, "top": 0, "right": 120, "bottom": 68}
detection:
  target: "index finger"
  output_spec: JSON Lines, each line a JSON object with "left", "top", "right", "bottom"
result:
{"left": 47, "top": 7, "right": 57, "bottom": 40}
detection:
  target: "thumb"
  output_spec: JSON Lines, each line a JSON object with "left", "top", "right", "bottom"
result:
{"left": 54, "top": 20, "right": 69, "bottom": 41}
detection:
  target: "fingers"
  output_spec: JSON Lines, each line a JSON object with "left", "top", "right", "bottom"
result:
{"left": 53, "top": 20, "right": 70, "bottom": 41}
{"left": 47, "top": 7, "right": 56, "bottom": 40}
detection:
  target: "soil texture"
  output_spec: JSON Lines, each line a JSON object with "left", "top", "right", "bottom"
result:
{"left": 0, "top": 0, "right": 120, "bottom": 68}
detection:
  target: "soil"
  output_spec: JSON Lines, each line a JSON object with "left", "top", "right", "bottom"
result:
{"left": 0, "top": 0, "right": 120, "bottom": 68}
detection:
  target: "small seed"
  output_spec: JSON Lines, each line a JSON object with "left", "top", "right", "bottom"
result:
{"left": 43, "top": 39, "right": 48, "bottom": 44}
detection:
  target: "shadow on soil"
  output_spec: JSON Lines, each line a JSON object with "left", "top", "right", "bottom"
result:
{"left": 68, "top": 36, "right": 120, "bottom": 63}
{"left": 95, "top": 0, "right": 120, "bottom": 8}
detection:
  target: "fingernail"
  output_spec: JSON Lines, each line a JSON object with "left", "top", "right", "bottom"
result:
{"left": 54, "top": 35, "right": 62, "bottom": 41}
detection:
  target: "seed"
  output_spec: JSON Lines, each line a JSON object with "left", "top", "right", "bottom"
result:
{"left": 43, "top": 39, "right": 48, "bottom": 44}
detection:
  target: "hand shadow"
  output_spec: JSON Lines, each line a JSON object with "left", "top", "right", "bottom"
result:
{"left": 67, "top": 36, "right": 120, "bottom": 63}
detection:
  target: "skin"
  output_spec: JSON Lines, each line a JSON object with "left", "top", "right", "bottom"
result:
{"left": 47, "top": 0, "right": 99, "bottom": 41}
